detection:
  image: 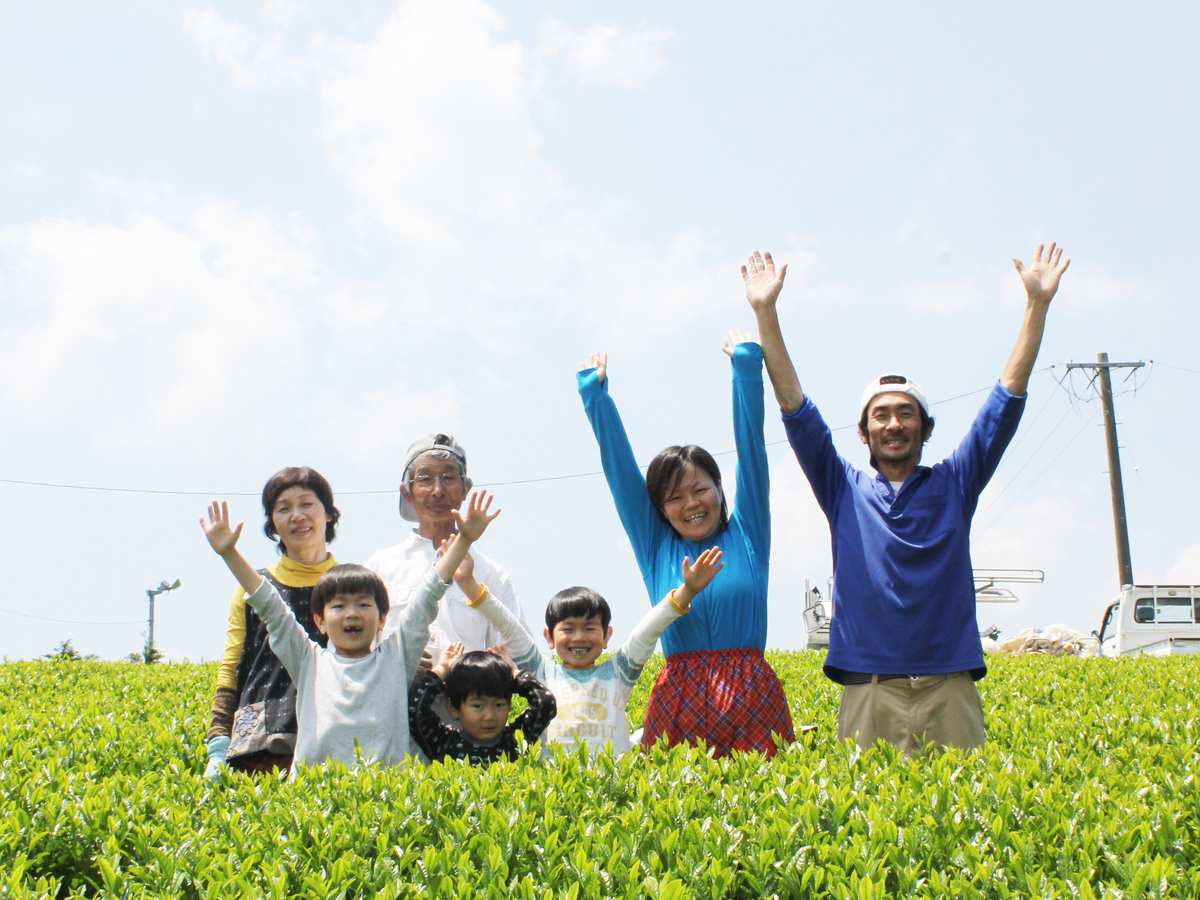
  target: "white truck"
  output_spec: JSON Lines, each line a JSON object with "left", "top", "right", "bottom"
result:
{"left": 801, "top": 569, "right": 1042, "bottom": 650}
{"left": 802, "top": 578, "right": 832, "bottom": 650}
{"left": 1097, "top": 585, "right": 1200, "bottom": 657}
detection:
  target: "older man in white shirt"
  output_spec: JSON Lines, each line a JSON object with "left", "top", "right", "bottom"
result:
{"left": 366, "top": 432, "right": 533, "bottom": 660}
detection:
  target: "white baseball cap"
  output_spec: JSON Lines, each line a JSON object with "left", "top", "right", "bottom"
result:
{"left": 859, "top": 374, "right": 930, "bottom": 417}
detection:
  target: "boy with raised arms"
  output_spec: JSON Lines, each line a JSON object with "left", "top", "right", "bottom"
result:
{"left": 200, "top": 491, "right": 500, "bottom": 772}
{"left": 451, "top": 546, "right": 725, "bottom": 754}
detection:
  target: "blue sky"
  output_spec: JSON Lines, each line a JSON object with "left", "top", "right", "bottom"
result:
{"left": 2, "top": 0, "right": 1197, "bottom": 661}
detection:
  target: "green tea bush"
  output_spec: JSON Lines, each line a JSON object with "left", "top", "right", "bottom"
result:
{"left": 3, "top": 654, "right": 1198, "bottom": 899}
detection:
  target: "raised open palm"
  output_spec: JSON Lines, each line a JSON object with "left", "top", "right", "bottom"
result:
{"left": 200, "top": 501, "right": 243, "bottom": 555}
{"left": 741, "top": 250, "right": 788, "bottom": 312}
{"left": 1014, "top": 243, "right": 1070, "bottom": 304}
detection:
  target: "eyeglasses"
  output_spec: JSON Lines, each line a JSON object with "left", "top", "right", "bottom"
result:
{"left": 411, "top": 474, "right": 463, "bottom": 488}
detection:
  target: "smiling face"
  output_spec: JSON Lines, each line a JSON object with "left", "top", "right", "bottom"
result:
{"left": 272, "top": 485, "right": 332, "bottom": 560}
{"left": 661, "top": 464, "right": 722, "bottom": 542}
{"left": 859, "top": 392, "right": 931, "bottom": 476}
{"left": 448, "top": 693, "right": 512, "bottom": 741}
{"left": 401, "top": 453, "right": 466, "bottom": 531}
{"left": 545, "top": 614, "right": 613, "bottom": 670}
{"left": 314, "top": 591, "right": 384, "bottom": 658}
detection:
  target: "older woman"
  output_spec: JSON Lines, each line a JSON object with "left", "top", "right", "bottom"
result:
{"left": 576, "top": 328, "right": 795, "bottom": 758}
{"left": 203, "top": 467, "right": 340, "bottom": 778}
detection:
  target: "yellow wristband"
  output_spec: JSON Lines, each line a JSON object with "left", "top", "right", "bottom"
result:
{"left": 467, "top": 584, "right": 490, "bottom": 608}
{"left": 667, "top": 589, "right": 689, "bottom": 615}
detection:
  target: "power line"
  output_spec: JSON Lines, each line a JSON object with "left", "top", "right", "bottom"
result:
{"left": 0, "top": 478, "right": 400, "bottom": 497}
{"left": 0, "top": 365, "right": 1061, "bottom": 496}
{"left": 0, "top": 606, "right": 143, "bottom": 626}
{"left": 977, "top": 361, "right": 1150, "bottom": 524}
{"left": 975, "top": 400, "right": 1079, "bottom": 520}
{"left": 973, "top": 408, "right": 1102, "bottom": 538}
{"left": 0, "top": 478, "right": 260, "bottom": 497}
{"left": 480, "top": 471, "right": 606, "bottom": 486}
{"left": 961, "top": 368, "right": 1064, "bottom": 489}
{"left": 1156, "top": 361, "right": 1200, "bottom": 376}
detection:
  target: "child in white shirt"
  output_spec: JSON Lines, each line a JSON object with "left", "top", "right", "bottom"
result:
{"left": 200, "top": 492, "right": 499, "bottom": 772}
{"left": 452, "top": 546, "right": 724, "bottom": 755}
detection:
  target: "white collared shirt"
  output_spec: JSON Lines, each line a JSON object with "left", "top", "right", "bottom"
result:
{"left": 365, "top": 531, "right": 534, "bottom": 655}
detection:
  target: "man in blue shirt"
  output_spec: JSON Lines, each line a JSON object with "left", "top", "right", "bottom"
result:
{"left": 741, "top": 244, "right": 1070, "bottom": 755}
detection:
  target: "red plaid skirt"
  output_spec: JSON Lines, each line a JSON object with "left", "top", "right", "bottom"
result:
{"left": 642, "top": 649, "right": 794, "bottom": 757}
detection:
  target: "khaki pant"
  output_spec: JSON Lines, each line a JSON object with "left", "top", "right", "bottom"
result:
{"left": 837, "top": 672, "right": 985, "bottom": 757}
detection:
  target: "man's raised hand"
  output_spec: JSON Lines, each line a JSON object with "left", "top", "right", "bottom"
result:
{"left": 722, "top": 328, "right": 757, "bottom": 358}
{"left": 453, "top": 491, "right": 501, "bottom": 543}
{"left": 201, "top": 501, "right": 243, "bottom": 556}
{"left": 1014, "top": 243, "right": 1070, "bottom": 305}
{"left": 580, "top": 351, "right": 608, "bottom": 387}
{"left": 741, "top": 250, "right": 787, "bottom": 313}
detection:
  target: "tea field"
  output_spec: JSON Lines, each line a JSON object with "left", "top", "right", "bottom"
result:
{"left": 3, "top": 653, "right": 1199, "bottom": 899}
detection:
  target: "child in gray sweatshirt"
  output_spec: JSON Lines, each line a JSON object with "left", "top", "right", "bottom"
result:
{"left": 200, "top": 491, "right": 500, "bottom": 772}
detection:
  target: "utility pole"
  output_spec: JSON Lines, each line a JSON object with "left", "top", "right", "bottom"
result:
{"left": 145, "top": 579, "right": 181, "bottom": 662}
{"left": 1065, "top": 354, "right": 1144, "bottom": 590}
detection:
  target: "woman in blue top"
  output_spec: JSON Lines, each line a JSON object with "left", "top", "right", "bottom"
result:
{"left": 576, "top": 325, "right": 794, "bottom": 758}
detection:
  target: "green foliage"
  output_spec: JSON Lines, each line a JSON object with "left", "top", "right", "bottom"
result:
{"left": 3, "top": 654, "right": 1200, "bottom": 898}
{"left": 41, "top": 640, "right": 98, "bottom": 662}
{"left": 126, "top": 638, "right": 163, "bottom": 665}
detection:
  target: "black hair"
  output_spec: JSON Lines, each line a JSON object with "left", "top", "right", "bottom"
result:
{"left": 310, "top": 564, "right": 390, "bottom": 618}
{"left": 261, "top": 467, "right": 340, "bottom": 555}
{"left": 545, "top": 586, "right": 612, "bottom": 632}
{"left": 444, "top": 651, "right": 516, "bottom": 708}
{"left": 644, "top": 445, "right": 729, "bottom": 536}
{"left": 857, "top": 404, "right": 936, "bottom": 471}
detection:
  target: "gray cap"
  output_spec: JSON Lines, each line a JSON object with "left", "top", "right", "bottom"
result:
{"left": 399, "top": 432, "right": 468, "bottom": 522}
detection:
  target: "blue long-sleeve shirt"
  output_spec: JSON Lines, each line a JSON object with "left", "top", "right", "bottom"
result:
{"left": 782, "top": 382, "right": 1025, "bottom": 682}
{"left": 577, "top": 343, "right": 771, "bottom": 654}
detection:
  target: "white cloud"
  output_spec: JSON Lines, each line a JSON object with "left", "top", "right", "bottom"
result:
{"left": 312, "top": 0, "right": 722, "bottom": 348}
{"left": 180, "top": 1, "right": 722, "bottom": 347}
{"left": 261, "top": 0, "right": 298, "bottom": 28}
{"left": 0, "top": 188, "right": 454, "bottom": 461}
{"left": 316, "top": 0, "right": 553, "bottom": 251}
{"left": 1165, "top": 543, "right": 1200, "bottom": 585}
{"left": 184, "top": 7, "right": 302, "bottom": 88}
{"left": 999, "top": 257, "right": 1133, "bottom": 310}
{"left": 766, "top": 236, "right": 869, "bottom": 315}
{"left": 538, "top": 21, "right": 673, "bottom": 88}
{"left": 898, "top": 277, "right": 987, "bottom": 315}
{"left": 1064, "top": 270, "right": 1135, "bottom": 309}
{"left": 322, "top": 383, "right": 460, "bottom": 462}
{"left": 972, "top": 490, "right": 1098, "bottom": 569}
{"left": 1, "top": 197, "right": 306, "bottom": 435}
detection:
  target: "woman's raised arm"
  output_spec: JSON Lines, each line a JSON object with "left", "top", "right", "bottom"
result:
{"left": 577, "top": 351, "right": 665, "bottom": 574}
